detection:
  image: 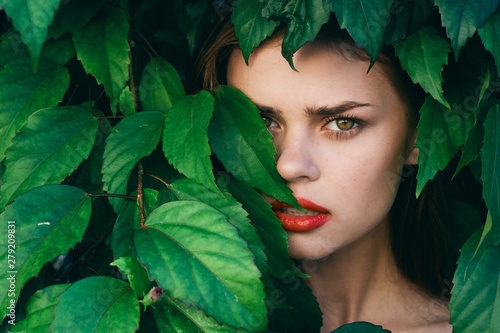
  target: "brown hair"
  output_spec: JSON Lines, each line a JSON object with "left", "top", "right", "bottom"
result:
{"left": 196, "top": 18, "right": 454, "bottom": 298}
{"left": 194, "top": 20, "right": 239, "bottom": 92}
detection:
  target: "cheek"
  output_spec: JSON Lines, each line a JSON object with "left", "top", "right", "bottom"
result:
{"left": 322, "top": 137, "right": 406, "bottom": 212}
{"left": 360, "top": 124, "right": 409, "bottom": 187}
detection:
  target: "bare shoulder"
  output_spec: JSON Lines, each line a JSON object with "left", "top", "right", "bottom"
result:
{"left": 393, "top": 302, "right": 452, "bottom": 333}
{"left": 421, "top": 319, "right": 453, "bottom": 333}
{"left": 406, "top": 293, "right": 452, "bottom": 333}
{"left": 365, "top": 289, "right": 452, "bottom": 333}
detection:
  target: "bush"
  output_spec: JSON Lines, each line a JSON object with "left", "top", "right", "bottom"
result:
{"left": 0, "top": 0, "right": 498, "bottom": 332}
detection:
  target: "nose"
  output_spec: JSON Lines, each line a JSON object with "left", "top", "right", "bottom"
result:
{"left": 275, "top": 133, "right": 320, "bottom": 183}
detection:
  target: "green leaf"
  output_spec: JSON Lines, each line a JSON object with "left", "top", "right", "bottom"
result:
{"left": 394, "top": 25, "right": 450, "bottom": 108}
{"left": 134, "top": 200, "right": 267, "bottom": 332}
{"left": 72, "top": 7, "right": 130, "bottom": 116}
{"left": 468, "top": 158, "right": 483, "bottom": 182}
{"left": 0, "top": 30, "right": 30, "bottom": 70}
{"left": 267, "top": 277, "right": 322, "bottom": 332}
{"left": 454, "top": 102, "right": 491, "bottom": 177}
{"left": 102, "top": 111, "right": 164, "bottom": 212}
{"left": 1, "top": 0, "right": 61, "bottom": 69}
{"left": 50, "top": 276, "right": 140, "bottom": 332}
{"left": 119, "top": 86, "right": 136, "bottom": 116}
{"left": 447, "top": 198, "right": 484, "bottom": 254}
{"left": 10, "top": 284, "right": 70, "bottom": 333}
{"left": 328, "top": 0, "right": 392, "bottom": 64}
{"left": 450, "top": 229, "right": 482, "bottom": 299}
{"left": 435, "top": 0, "right": 499, "bottom": 60}
{"left": 184, "top": 0, "right": 214, "bottom": 56}
{"left": 449, "top": 230, "right": 500, "bottom": 332}
{"left": 0, "top": 57, "right": 70, "bottom": 160}
{"left": 416, "top": 62, "right": 487, "bottom": 196}
{"left": 474, "top": 212, "right": 494, "bottom": 261}
{"left": 478, "top": 6, "right": 500, "bottom": 74}
{"left": 38, "top": 35, "right": 76, "bottom": 66}
{"left": 231, "top": 0, "right": 280, "bottom": 63}
{"left": 383, "top": 0, "right": 435, "bottom": 44}
{"left": 111, "top": 188, "right": 158, "bottom": 259}
{"left": 111, "top": 257, "right": 151, "bottom": 298}
{"left": 0, "top": 162, "right": 4, "bottom": 191}
{"left": 153, "top": 298, "right": 246, "bottom": 333}
{"left": 0, "top": 185, "right": 91, "bottom": 319}
{"left": 0, "top": 31, "right": 75, "bottom": 70}
{"left": 63, "top": 107, "right": 112, "bottom": 189}
{"left": 139, "top": 57, "right": 185, "bottom": 114}
{"left": 481, "top": 104, "right": 500, "bottom": 245}
{"left": 166, "top": 178, "right": 287, "bottom": 330}
{"left": 47, "top": 0, "right": 106, "bottom": 40}
{"left": 416, "top": 97, "right": 453, "bottom": 195}
{"left": 168, "top": 178, "right": 268, "bottom": 279}
{"left": 262, "top": 0, "right": 330, "bottom": 69}
{"left": 331, "top": 321, "right": 391, "bottom": 332}
{"left": 222, "top": 175, "right": 306, "bottom": 279}
{"left": 162, "top": 91, "right": 219, "bottom": 194}
{"left": 208, "top": 85, "right": 299, "bottom": 209}
{"left": 0, "top": 106, "right": 99, "bottom": 209}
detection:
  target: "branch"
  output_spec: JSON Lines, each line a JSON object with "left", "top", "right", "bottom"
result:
{"left": 128, "top": 38, "right": 140, "bottom": 112}
{"left": 88, "top": 193, "right": 138, "bottom": 200}
{"left": 138, "top": 161, "right": 145, "bottom": 228}
{"left": 144, "top": 172, "right": 171, "bottom": 188}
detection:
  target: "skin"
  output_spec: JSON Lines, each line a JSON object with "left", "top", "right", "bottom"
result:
{"left": 227, "top": 40, "right": 451, "bottom": 332}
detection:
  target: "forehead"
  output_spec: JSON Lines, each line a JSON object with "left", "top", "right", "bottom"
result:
{"left": 226, "top": 41, "right": 400, "bottom": 109}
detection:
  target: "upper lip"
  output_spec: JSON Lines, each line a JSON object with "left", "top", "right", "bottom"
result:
{"left": 271, "top": 197, "right": 329, "bottom": 214}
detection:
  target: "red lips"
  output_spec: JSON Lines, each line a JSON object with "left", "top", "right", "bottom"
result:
{"left": 271, "top": 197, "right": 331, "bottom": 232}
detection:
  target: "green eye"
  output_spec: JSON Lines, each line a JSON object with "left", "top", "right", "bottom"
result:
{"left": 261, "top": 115, "right": 274, "bottom": 128}
{"left": 336, "top": 119, "right": 356, "bottom": 130}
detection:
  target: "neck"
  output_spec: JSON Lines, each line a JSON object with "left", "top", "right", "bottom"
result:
{"left": 300, "top": 218, "right": 408, "bottom": 331}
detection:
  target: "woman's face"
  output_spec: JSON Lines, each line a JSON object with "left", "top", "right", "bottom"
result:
{"left": 227, "top": 41, "right": 416, "bottom": 260}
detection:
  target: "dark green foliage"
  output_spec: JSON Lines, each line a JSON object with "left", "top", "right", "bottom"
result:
{"left": 162, "top": 91, "right": 217, "bottom": 193}
{"left": 0, "top": 0, "right": 498, "bottom": 332}
{"left": 394, "top": 25, "right": 450, "bottom": 108}
{"left": 435, "top": 0, "right": 499, "bottom": 60}
{"left": 479, "top": 5, "right": 500, "bottom": 73}
{"left": 50, "top": 276, "right": 140, "bottom": 332}
{"left": 102, "top": 111, "right": 164, "bottom": 212}
{"left": 0, "top": 0, "right": 61, "bottom": 69}
{"left": 208, "top": 85, "right": 299, "bottom": 208}
{"left": 139, "top": 57, "right": 185, "bottom": 114}
{"left": 0, "top": 107, "right": 99, "bottom": 208}
{"left": 232, "top": 0, "right": 279, "bottom": 63}
{"left": 331, "top": 322, "right": 391, "bottom": 332}
{"left": 480, "top": 106, "right": 500, "bottom": 246}
{"left": 10, "top": 284, "right": 70, "bottom": 332}
{"left": 328, "top": 0, "right": 393, "bottom": 64}
{"left": 72, "top": 6, "right": 130, "bottom": 116}
{"left": 0, "top": 185, "right": 91, "bottom": 319}
{"left": 135, "top": 200, "right": 267, "bottom": 331}
{"left": 0, "top": 57, "right": 70, "bottom": 161}
{"left": 262, "top": 0, "right": 331, "bottom": 69}
{"left": 449, "top": 228, "right": 500, "bottom": 331}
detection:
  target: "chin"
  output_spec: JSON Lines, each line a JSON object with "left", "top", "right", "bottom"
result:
{"left": 287, "top": 235, "right": 337, "bottom": 262}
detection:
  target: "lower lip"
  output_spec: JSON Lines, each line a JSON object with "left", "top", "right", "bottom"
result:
{"left": 272, "top": 198, "right": 331, "bottom": 232}
{"left": 274, "top": 211, "right": 330, "bottom": 232}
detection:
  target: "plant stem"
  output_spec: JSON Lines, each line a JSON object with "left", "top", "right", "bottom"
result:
{"left": 138, "top": 161, "right": 145, "bottom": 228}
{"left": 95, "top": 116, "right": 126, "bottom": 119}
{"left": 89, "top": 193, "right": 138, "bottom": 200}
{"left": 129, "top": 38, "right": 140, "bottom": 112}
{"left": 133, "top": 28, "right": 159, "bottom": 58}
{"left": 144, "top": 172, "right": 171, "bottom": 188}
{"left": 94, "top": 88, "right": 106, "bottom": 105}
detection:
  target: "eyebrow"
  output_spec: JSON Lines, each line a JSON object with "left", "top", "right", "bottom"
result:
{"left": 255, "top": 101, "right": 371, "bottom": 117}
